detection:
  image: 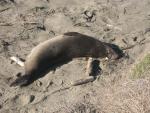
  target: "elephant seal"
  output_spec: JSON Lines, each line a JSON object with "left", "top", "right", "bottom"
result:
{"left": 10, "top": 32, "right": 120, "bottom": 87}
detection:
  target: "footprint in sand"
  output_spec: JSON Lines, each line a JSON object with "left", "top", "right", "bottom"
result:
{"left": 4, "top": 94, "right": 35, "bottom": 108}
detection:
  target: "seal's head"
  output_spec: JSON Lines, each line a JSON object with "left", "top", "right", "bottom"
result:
{"left": 105, "top": 43, "right": 124, "bottom": 60}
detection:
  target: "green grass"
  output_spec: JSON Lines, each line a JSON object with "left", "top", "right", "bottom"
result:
{"left": 132, "top": 54, "right": 150, "bottom": 79}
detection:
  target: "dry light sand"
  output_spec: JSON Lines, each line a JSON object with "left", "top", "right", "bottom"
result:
{"left": 0, "top": 0, "right": 150, "bottom": 113}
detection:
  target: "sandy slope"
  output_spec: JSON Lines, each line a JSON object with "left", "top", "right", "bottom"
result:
{"left": 0, "top": 0, "right": 150, "bottom": 113}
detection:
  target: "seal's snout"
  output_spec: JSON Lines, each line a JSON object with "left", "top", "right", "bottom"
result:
{"left": 105, "top": 43, "right": 123, "bottom": 60}
{"left": 106, "top": 47, "right": 118, "bottom": 60}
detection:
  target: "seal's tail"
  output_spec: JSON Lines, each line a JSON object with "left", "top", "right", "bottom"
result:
{"left": 10, "top": 75, "right": 30, "bottom": 87}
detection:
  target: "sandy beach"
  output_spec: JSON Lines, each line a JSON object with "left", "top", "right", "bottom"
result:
{"left": 0, "top": 0, "right": 150, "bottom": 112}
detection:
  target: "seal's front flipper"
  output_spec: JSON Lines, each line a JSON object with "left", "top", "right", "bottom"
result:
{"left": 86, "top": 57, "right": 101, "bottom": 77}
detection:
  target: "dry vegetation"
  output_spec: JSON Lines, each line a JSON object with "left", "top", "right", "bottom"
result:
{"left": 132, "top": 54, "right": 150, "bottom": 79}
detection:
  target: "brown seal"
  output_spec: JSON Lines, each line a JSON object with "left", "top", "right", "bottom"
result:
{"left": 10, "top": 32, "right": 120, "bottom": 87}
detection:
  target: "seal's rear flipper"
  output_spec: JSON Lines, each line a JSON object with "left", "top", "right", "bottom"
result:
{"left": 10, "top": 75, "right": 30, "bottom": 87}
{"left": 10, "top": 56, "right": 25, "bottom": 67}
